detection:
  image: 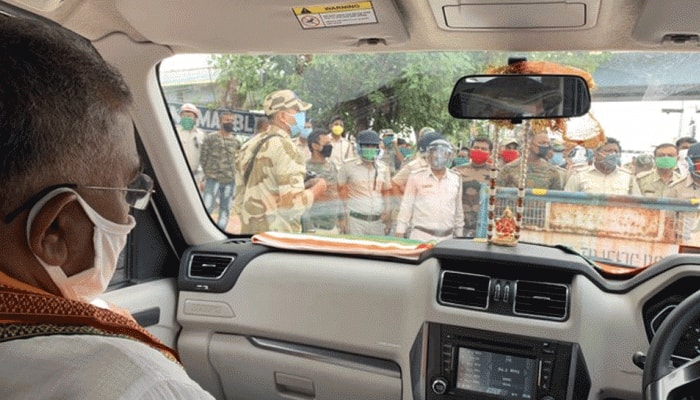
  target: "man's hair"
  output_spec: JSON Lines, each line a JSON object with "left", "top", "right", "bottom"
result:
{"left": 219, "top": 110, "right": 234, "bottom": 118}
{"left": 307, "top": 129, "right": 329, "bottom": 152}
{"left": 653, "top": 143, "right": 677, "bottom": 156}
{"left": 471, "top": 137, "right": 494, "bottom": 151}
{"left": 597, "top": 137, "right": 621, "bottom": 152}
{"left": 0, "top": 17, "right": 133, "bottom": 214}
{"left": 675, "top": 136, "right": 697, "bottom": 148}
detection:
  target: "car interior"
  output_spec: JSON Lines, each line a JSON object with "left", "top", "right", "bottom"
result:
{"left": 2, "top": 0, "right": 700, "bottom": 399}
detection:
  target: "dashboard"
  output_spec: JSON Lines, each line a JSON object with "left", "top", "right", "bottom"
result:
{"left": 175, "top": 238, "right": 700, "bottom": 400}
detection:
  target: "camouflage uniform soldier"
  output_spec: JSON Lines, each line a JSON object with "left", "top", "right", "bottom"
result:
{"left": 453, "top": 137, "right": 493, "bottom": 237}
{"left": 200, "top": 110, "right": 241, "bottom": 229}
{"left": 232, "top": 90, "right": 327, "bottom": 234}
{"left": 498, "top": 132, "right": 563, "bottom": 190}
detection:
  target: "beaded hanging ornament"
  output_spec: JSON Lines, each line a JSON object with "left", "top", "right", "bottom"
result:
{"left": 484, "top": 61, "right": 601, "bottom": 246}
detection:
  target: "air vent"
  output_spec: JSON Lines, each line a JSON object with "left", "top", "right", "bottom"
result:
{"left": 439, "top": 272, "right": 490, "bottom": 310}
{"left": 514, "top": 281, "right": 569, "bottom": 320}
{"left": 188, "top": 254, "right": 234, "bottom": 279}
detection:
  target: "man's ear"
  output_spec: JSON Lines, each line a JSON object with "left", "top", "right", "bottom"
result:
{"left": 27, "top": 192, "right": 79, "bottom": 266}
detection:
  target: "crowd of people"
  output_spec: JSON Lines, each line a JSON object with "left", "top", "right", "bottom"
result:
{"left": 179, "top": 90, "right": 700, "bottom": 242}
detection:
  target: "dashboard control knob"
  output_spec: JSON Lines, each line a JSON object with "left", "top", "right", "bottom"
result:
{"left": 431, "top": 377, "right": 448, "bottom": 395}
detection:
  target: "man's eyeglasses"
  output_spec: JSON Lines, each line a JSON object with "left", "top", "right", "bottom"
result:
{"left": 3, "top": 173, "right": 155, "bottom": 224}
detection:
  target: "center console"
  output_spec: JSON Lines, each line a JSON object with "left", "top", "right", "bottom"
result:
{"left": 426, "top": 323, "right": 590, "bottom": 400}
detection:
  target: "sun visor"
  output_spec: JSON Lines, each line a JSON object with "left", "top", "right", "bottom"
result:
{"left": 114, "top": 0, "right": 409, "bottom": 52}
{"left": 429, "top": 0, "right": 600, "bottom": 31}
{"left": 632, "top": 0, "right": 700, "bottom": 45}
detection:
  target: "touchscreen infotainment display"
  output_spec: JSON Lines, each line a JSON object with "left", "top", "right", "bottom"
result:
{"left": 456, "top": 347, "right": 536, "bottom": 399}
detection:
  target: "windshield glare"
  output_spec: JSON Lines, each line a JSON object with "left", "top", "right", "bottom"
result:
{"left": 159, "top": 51, "right": 700, "bottom": 268}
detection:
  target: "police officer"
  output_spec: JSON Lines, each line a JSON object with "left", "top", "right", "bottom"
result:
{"left": 338, "top": 130, "right": 392, "bottom": 235}
{"left": 565, "top": 137, "right": 641, "bottom": 195}
{"left": 396, "top": 138, "right": 464, "bottom": 241}
{"left": 232, "top": 89, "right": 326, "bottom": 234}
{"left": 637, "top": 143, "right": 683, "bottom": 198}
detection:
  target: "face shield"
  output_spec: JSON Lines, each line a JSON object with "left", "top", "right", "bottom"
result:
{"left": 426, "top": 139, "right": 454, "bottom": 170}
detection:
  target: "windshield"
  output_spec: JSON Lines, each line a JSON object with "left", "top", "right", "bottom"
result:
{"left": 159, "top": 51, "right": 700, "bottom": 268}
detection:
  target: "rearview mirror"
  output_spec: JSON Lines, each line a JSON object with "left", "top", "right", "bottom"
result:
{"left": 448, "top": 74, "right": 591, "bottom": 120}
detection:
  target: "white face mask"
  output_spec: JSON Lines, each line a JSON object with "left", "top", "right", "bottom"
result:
{"left": 26, "top": 187, "right": 136, "bottom": 303}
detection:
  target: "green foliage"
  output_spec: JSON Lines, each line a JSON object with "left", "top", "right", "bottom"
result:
{"left": 210, "top": 51, "right": 610, "bottom": 144}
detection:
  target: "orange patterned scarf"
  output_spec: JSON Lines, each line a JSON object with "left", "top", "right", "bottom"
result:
{"left": 0, "top": 272, "right": 180, "bottom": 363}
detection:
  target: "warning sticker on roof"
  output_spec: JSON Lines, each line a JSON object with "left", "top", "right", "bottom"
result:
{"left": 293, "top": 2, "right": 377, "bottom": 29}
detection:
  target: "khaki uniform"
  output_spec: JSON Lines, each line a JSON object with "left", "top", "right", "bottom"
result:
{"left": 304, "top": 159, "right": 342, "bottom": 232}
{"left": 565, "top": 165, "right": 641, "bottom": 195}
{"left": 232, "top": 126, "right": 313, "bottom": 234}
{"left": 636, "top": 169, "right": 683, "bottom": 198}
{"left": 329, "top": 136, "right": 355, "bottom": 169}
{"left": 452, "top": 162, "right": 492, "bottom": 237}
{"left": 392, "top": 155, "right": 429, "bottom": 191}
{"left": 338, "top": 159, "right": 391, "bottom": 236}
{"left": 497, "top": 158, "right": 563, "bottom": 190}
{"left": 396, "top": 167, "right": 464, "bottom": 241}
{"left": 668, "top": 175, "right": 700, "bottom": 243}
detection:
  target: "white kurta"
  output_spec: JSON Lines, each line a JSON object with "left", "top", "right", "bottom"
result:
{"left": 0, "top": 335, "right": 214, "bottom": 400}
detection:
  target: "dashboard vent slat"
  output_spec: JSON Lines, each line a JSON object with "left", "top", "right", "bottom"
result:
{"left": 514, "top": 281, "right": 569, "bottom": 320}
{"left": 439, "top": 272, "right": 490, "bottom": 310}
{"left": 188, "top": 254, "right": 234, "bottom": 279}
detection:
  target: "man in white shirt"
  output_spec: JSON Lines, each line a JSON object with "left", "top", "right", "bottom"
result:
{"left": 395, "top": 139, "right": 464, "bottom": 241}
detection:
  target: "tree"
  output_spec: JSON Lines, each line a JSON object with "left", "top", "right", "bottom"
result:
{"left": 210, "top": 51, "right": 610, "bottom": 145}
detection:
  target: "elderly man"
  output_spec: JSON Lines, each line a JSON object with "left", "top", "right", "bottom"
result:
{"left": 0, "top": 18, "right": 213, "bottom": 398}
{"left": 232, "top": 89, "right": 327, "bottom": 234}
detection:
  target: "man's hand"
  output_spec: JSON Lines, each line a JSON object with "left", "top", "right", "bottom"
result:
{"left": 308, "top": 178, "right": 328, "bottom": 200}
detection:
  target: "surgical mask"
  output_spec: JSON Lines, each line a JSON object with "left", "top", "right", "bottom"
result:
{"left": 452, "top": 157, "right": 469, "bottom": 167}
{"left": 180, "top": 116, "right": 195, "bottom": 131}
{"left": 655, "top": 156, "right": 677, "bottom": 169}
{"left": 26, "top": 188, "right": 136, "bottom": 303}
{"left": 382, "top": 136, "right": 394, "bottom": 147}
{"left": 287, "top": 111, "right": 306, "bottom": 138}
{"left": 300, "top": 127, "right": 312, "bottom": 139}
{"left": 500, "top": 149, "right": 519, "bottom": 163}
{"left": 536, "top": 145, "right": 551, "bottom": 158}
{"left": 331, "top": 125, "right": 344, "bottom": 136}
{"left": 360, "top": 146, "right": 380, "bottom": 161}
{"left": 222, "top": 122, "right": 234, "bottom": 133}
{"left": 399, "top": 147, "right": 413, "bottom": 158}
{"left": 601, "top": 153, "right": 620, "bottom": 170}
{"left": 550, "top": 152, "right": 565, "bottom": 166}
{"left": 320, "top": 143, "right": 333, "bottom": 158}
{"left": 469, "top": 149, "right": 490, "bottom": 165}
